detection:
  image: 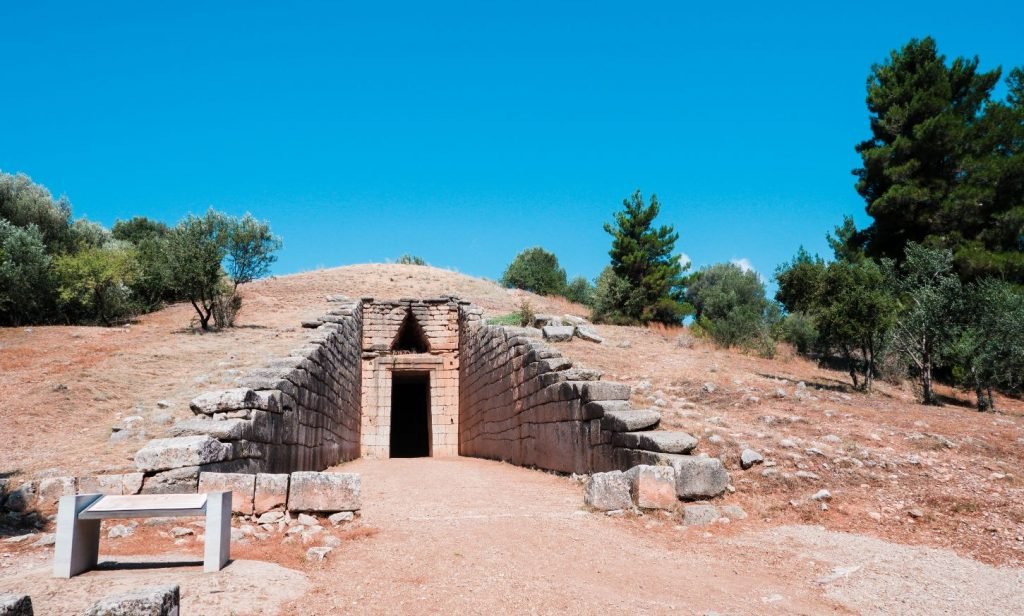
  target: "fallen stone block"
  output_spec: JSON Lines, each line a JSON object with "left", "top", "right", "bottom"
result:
{"left": 3, "top": 483, "right": 35, "bottom": 513}
{"left": 254, "top": 474, "right": 289, "bottom": 514}
{"left": 135, "top": 436, "right": 231, "bottom": 472}
{"left": 35, "top": 477, "right": 75, "bottom": 510}
{"left": 600, "top": 409, "right": 660, "bottom": 432}
{"left": 668, "top": 456, "right": 730, "bottom": 500}
{"left": 541, "top": 325, "right": 575, "bottom": 342}
{"left": 288, "top": 472, "right": 360, "bottom": 512}
{"left": 583, "top": 471, "right": 632, "bottom": 511}
{"left": 682, "top": 504, "right": 721, "bottom": 526}
{"left": 624, "top": 465, "right": 677, "bottom": 510}
{"left": 83, "top": 585, "right": 179, "bottom": 616}
{"left": 198, "top": 473, "right": 255, "bottom": 515}
{"left": 574, "top": 326, "right": 604, "bottom": 344}
{"left": 0, "top": 594, "right": 33, "bottom": 616}
{"left": 613, "top": 431, "right": 697, "bottom": 454}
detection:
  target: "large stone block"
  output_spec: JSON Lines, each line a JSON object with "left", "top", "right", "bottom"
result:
{"left": 78, "top": 475, "right": 125, "bottom": 496}
{"left": 541, "top": 325, "right": 574, "bottom": 342}
{"left": 577, "top": 381, "right": 630, "bottom": 403}
{"left": 583, "top": 471, "right": 632, "bottom": 511}
{"left": 0, "top": 594, "right": 33, "bottom": 616}
{"left": 140, "top": 466, "right": 200, "bottom": 494}
{"left": 170, "top": 418, "right": 253, "bottom": 441}
{"left": 36, "top": 477, "right": 75, "bottom": 510}
{"left": 287, "top": 472, "right": 360, "bottom": 512}
{"left": 198, "top": 472, "right": 255, "bottom": 515}
{"left": 600, "top": 409, "right": 660, "bottom": 432}
{"left": 613, "top": 431, "right": 697, "bottom": 454}
{"left": 624, "top": 465, "right": 677, "bottom": 510}
{"left": 190, "top": 388, "right": 281, "bottom": 415}
{"left": 135, "top": 436, "right": 231, "bottom": 472}
{"left": 668, "top": 456, "right": 730, "bottom": 500}
{"left": 83, "top": 585, "right": 179, "bottom": 616}
{"left": 254, "top": 473, "right": 289, "bottom": 514}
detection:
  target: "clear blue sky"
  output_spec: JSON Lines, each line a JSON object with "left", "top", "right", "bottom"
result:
{"left": 2, "top": 1, "right": 1021, "bottom": 285}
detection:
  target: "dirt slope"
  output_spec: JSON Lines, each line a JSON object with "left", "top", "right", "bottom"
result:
{"left": 0, "top": 264, "right": 581, "bottom": 477}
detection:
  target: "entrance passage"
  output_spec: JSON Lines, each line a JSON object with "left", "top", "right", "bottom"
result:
{"left": 390, "top": 373, "right": 430, "bottom": 457}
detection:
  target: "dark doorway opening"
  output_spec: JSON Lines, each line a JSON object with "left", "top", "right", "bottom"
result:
{"left": 390, "top": 372, "right": 430, "bottom": 458}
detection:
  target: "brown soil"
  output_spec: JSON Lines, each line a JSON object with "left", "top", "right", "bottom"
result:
{"left": 3, "top": 458, "right": 1021, "bottom": 615}
{"left": 0, "top": 264, "right": 582, "bottom": 478}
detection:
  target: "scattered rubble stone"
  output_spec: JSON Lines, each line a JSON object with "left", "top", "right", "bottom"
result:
{"left": 739, "top": 449, "right": 763, "bottom": 470}
{"left": 83, "top": 585, "right": 179, "bottom": 616}
{"left": 810, "top": 489, "right": 832, "bottom": 502}
{"left": 0, "top": 594, "right": 33, "bottom": 616}
{"left": 306, "top": 546, "right": 333, "bottom": 562}
{"left": 583, "top": 471, "right": 632, "bottom": 511}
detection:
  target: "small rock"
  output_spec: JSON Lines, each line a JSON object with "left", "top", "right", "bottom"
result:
{"left": 170, "top": 527, "right": 194, "bottom": 538}
{"left": 257, "top": 511, "right": 285, "bottom": 525}
{"left": 868, "top": 512, "right": 882, "bottom": 522}
{"left": 321, "top": 535, "right": 343, "bottom": 548}
{"left": 107, "top": 525, "right": 134, "bottom": 539}
{"left": 908, "top": 508, "right": 924, "bottom": 519}
{"left": 794, "top": 471, "right": 820, "bottom": 480}
{"left": 32, "top": 533, "right": 56, "bottom": 547}
{"left": 156, "top": 400, "right": 172, "bottom": 409}
{"left": 297, "top": 513, "right": 319, "bottom": 526}
{"left": 702, "top": 382, "right": 716, "bottom": 394}
{"left": 739, "top": 449, "right": 763, "bottom": 470}
{"left": 306, "top": 546, "right": 333, "bottom": 562}
{"left": 328, "top": 511, "right": 355, "bottom": 526}
{"left": 810, "top": 489, "right": 832, "bottom": 502}
{"left": 682, "top": 505, "right": 721, "bottom": 526}
{"left": 3, "top": 534, "right": 34, "bottom": 544}
{"left": 230, "top": 528, "right": 246, "bottom": 541}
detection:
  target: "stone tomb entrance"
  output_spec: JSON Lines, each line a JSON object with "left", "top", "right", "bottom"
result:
{"left": 360, "top": 298, "right": 460, "bottom": 459}
{"left": 389, "top": 371, "right": 430, "bottom": 457}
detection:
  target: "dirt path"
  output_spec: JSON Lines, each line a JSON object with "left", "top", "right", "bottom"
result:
{"left": 284, "top": 457, "right": 843, "bottom": 615}
{"left": 3, "top": 456, "right": 1022, "bottom": 614}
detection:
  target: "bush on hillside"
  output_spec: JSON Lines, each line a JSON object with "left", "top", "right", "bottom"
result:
{"left": 501, "top": 247, "right": 567, "bottom": 296}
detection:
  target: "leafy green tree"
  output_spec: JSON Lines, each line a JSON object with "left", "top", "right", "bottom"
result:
{"left": 774, "top": 247, "right": 825, "bottom": 314}
{"left": 564, "top": 276, "right": 594, "bottom": 306}
{"left": 0, "top": 221, "right": 56, "bottom": 325}
{"left": 0, "top": 171, "right": 72, "bottom": 248}
{"left": 166, "top": 209, "right": 281, "bottom": 330}
{"left": 687, "top": 263, "right": 772, "bottom": 349}
{"left": 500, "top": 247, "right": 568, "bottom": 296}
{"left": 814, "top": 259, "right": 897, "bottom": 391}
{"left": 886, "top": 243, "right": 963, "bottom": 404}
{"left": 225, "top": 213, "right": 282, "bottom": 291}
{"left": 166, "top": 210, "right": 231, "bottom": 330}
{"left": 112, "top": 217, "right": 170, "bottom": 243}
{"left": 591, "top": 266, "right": 634, "bottom": 324}
{"left": 777, "top": 312, "right": 818, "bottom": 354}
{"left": 68, "top": 218, "right": 112, "bottom": 252}
{"left": 54, "top": 245, "right": 139, "bottom": 325}
{"left": 852, "top": 37, "right": 1024, "bottom": 283}
{"left": 950, "top": 278, "right": 1024, "bottom": 411}
{"left": 603, "top": 190, "right": 691, "bottom": 324}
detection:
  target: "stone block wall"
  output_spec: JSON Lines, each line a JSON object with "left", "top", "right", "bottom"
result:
{"left": 457, "top": 307, "right": 623, "bottom": 474}
{"left": 132, "top": 297, "right": 364, "bottom": 493}
{"left": 360, "top": 298, "right": 460, "bottom": 458}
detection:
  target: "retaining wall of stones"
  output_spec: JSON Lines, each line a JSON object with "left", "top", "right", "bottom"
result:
{"left": 131, "top": 296, "right": 364, "bottom": 493}
{"left": 457, "top": 307, "right": 624, "bottom": 474}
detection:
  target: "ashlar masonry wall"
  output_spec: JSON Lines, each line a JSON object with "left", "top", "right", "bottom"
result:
{"left": 133, "top": 296, "right": 364, "bottom": 493}
{"left": 360, "top": 298, "right": 460, "bottom": 458}
{"left": 458, "top": 306, "right": 628, "bottom": 474}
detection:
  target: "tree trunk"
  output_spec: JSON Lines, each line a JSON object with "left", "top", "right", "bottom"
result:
{"left": 987, "top": 386, "right": 995, "bottom": 412}
{"left": 845, "top": 348, "right": 859, "bottom": 389}
{"left": 920, "top": 339, "right": 938, "bottom": 405}
{"left": 975, "top": 379, "right": 990, "bottom": 412}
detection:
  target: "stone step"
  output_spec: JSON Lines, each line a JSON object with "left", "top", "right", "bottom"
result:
{"left": 600, "top": 409, "right": 661, "bottom": 432}
{"left": 613, "top": 430, "right": 698, "bottom": 454}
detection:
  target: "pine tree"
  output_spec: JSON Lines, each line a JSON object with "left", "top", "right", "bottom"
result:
{"left": 601, "top": 190, "right": 691, "bottom": 324}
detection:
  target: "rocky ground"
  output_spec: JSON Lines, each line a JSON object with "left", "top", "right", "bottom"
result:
{"left": 1, "top": 263, "right": 1023, "bottom": 613}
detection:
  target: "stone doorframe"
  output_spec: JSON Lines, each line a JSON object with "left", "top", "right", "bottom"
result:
{"left": 360, "top": 354, "right": 458, "bottom": 458}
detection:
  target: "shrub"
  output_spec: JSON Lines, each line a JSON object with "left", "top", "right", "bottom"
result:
{"left": 516, "top": 299, "right": 535, "bottom": 327}
{"left": 54, "top": 244, "right": 139, "bottom": 325}
{"left": 777, "top": 312, "right": 819, "bottom": 354}
{"left": 686, "top": 263, "right": 772, "bottom": 348}
{"left": 0, "top": 221, "right": 56, "bottom": 325}
{"left": 564, "top": 276, "right": 594, "bottom": 306}
{"left": 0, "top": 171, "right": 72, "bottom": 248}
{"left": 396, "top": 254, "right": 427, "bottom": 265}
{"left": 501, "top": 247, "right": 567, "bottom": 296}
